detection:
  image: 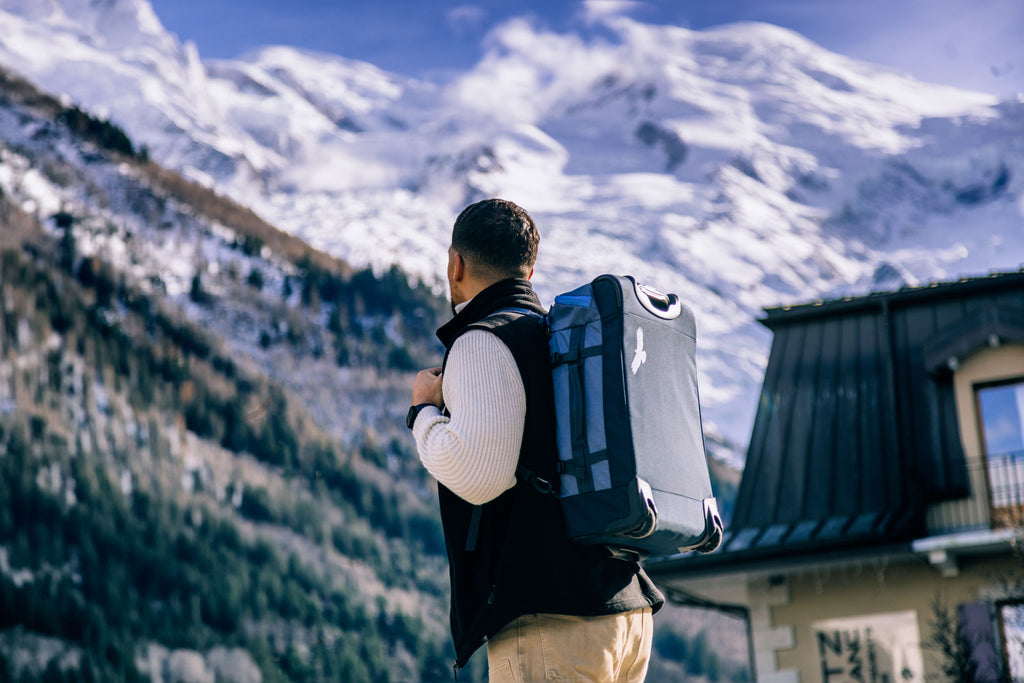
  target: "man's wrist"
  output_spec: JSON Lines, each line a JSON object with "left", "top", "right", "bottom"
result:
{"left": 406, "top": 403, "right": 435, "bottom": 430}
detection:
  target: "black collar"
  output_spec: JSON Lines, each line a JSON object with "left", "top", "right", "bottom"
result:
{"left": 436, "top": 278, "right": 545, "bottom": 350}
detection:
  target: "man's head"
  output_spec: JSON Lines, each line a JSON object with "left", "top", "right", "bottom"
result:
{"left": 447, "top": 198, "right": 538, "bottom": 307}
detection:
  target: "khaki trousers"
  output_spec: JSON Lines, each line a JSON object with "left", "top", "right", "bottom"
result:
{"left": 486, "top": 607, "right": 653, "bottom": 682}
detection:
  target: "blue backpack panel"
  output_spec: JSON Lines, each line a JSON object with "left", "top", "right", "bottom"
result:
{"left": 545, "top": 274, "right": 723, "bottom": 560}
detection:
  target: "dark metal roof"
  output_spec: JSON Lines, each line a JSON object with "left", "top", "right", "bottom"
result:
{"left": 761, "top": 270, "right": 1024, "bottom": 326}
{"left": 655, "top": 269, "right": 1024, "bottom": 575}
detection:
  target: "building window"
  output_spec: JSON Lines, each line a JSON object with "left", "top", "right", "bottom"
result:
{"left": 977, "top": 380, "right": 1024, "bottom": 455}
{"left": 1000, "top": 601, "right": 1024, "bottom": 681}
{"left": 976, "top": 379, "right": 1024, "bottom": 517}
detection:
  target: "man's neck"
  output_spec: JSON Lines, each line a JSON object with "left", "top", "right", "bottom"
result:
{"left": 453, "top": 273, "right": 509, "bottom": 314}
{"left": 457, "top": 276, "right": 500, "bottom": 306}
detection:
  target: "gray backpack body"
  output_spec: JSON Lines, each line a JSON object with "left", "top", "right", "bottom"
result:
{"left": 542, "top": 274, "right": 723, "bottom": 560}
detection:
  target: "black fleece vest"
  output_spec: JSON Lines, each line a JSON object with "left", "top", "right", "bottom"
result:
{"left": 435, "top": 278, "right": 663, "bottom": 669}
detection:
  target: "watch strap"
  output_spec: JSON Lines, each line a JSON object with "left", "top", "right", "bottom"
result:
{"left": 406, "top": 403, "right": 434, "bottom": 430}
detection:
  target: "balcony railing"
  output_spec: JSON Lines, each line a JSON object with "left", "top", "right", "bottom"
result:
{"left": 987, "top": 450, "right": 1024, "bottom": 508}
{"left": 927, "top": 450, "right": 1024, "bottom": 535}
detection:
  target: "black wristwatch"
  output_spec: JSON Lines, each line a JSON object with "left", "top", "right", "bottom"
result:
{"left": 406, "top": 403, "right": 434, "bottom": 430}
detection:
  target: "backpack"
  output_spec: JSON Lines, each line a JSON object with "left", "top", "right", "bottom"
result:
{"left": 517, "top": 274, "right": 723, "bottom": 561}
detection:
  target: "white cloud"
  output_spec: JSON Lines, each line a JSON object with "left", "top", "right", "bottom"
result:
{"left": 446, "top": 5, "right": 487, "bottom": 36}
{"left": 452, "top": 17, "right": 623, "bottom": 124}
{"left": 579, "top": 0, "right": 644, "bottom": 24}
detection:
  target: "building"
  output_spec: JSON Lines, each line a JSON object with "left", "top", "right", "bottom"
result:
{"left": 647, "top": 271, "right": 1024, "bottom": 682}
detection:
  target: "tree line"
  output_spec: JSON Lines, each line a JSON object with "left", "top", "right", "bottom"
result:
{"left": 0, "top": 237, "right": 452, "bottom": 681}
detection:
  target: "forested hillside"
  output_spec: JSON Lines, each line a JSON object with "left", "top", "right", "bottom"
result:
{"left": 0, "top": 63, "right": 459, "bottom": 681}
{"left": 0, "top": 177, "right": 457, "bottom": 683}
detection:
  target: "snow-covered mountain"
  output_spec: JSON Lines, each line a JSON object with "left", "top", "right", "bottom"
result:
{"left": 1, "top": 0, "right": 1022, "bottom": 448}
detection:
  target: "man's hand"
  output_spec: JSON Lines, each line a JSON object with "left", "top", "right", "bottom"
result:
{"left": 412, "top": 367, "right": 444, "bottom": 408}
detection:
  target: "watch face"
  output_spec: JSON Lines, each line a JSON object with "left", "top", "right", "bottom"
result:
{"left": 407, "top": 404, "right": 424, "bottom": 429}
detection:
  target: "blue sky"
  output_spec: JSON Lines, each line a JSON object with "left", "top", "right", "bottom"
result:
{"left": 148, "top": 0, "right": 1024, "bottom": 99}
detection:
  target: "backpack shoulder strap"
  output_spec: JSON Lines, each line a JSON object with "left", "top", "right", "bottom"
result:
{"left": 472, "top": 307, "right": 546, "bottom": 329}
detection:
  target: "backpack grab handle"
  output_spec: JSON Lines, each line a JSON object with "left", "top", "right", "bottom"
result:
{"left": 633, "top": 281, "right": 682, "bottom": 320}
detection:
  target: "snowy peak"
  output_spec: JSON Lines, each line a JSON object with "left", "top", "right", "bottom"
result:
{"left": 203, "top": 45, "right": 440, "bottom": 172}
{"left": 0, "top": 0, "right": 208, "bottom": 133}
{"left": 446, "top": 17, "right": 999, "bottom": 196}
{"left": 0, "top": 0, "right": 174, "bottom": 52}
{"left": 457, "top": 18, "right": 995, "bottom": 126}
{"left": 232, "top": 46, "right": 425, "bottom": 130}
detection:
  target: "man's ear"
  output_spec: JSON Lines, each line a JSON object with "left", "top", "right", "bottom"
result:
{"left": 526, "top": 266, "right": 534, "bottom": 281}
{"left": 450, "top": 251, "right": 466, "bottom": 282}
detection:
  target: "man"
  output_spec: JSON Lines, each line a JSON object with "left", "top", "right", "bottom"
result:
{"left": 409, "top": 198, "right": 663, "bottom": 681}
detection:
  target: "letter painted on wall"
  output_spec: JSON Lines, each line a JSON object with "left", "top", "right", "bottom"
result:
{"left": 811, "top": 610, "right": 923, "bottom": 683}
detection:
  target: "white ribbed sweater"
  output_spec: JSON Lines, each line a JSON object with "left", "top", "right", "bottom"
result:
{"left": 412, "top": 329, "right": 524, "bottom": 505}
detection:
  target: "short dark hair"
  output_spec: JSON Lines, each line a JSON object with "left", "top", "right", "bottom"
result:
{"left": 452, "top": 198, "right": 538, "bottom": 278}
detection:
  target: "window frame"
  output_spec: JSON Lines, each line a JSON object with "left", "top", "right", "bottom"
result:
{"left": 973, "top": 375, "right": 1024, "bottom": 528}
{"left": 974, "top": 375, "right": 1024, "bottom": 456}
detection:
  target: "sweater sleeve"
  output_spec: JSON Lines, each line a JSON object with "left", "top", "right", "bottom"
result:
{"left": 412, "top": 329, "right": 524, "bottom": 505}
